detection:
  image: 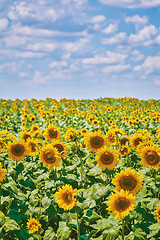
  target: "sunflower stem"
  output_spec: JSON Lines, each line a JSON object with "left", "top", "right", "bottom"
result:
{"left": 122, "top": 218, "right": 125, "bottom": 240}
{"left": 76, "top": 209, "right": 80, "bottom": 240}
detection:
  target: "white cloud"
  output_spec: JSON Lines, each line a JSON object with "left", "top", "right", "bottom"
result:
{"left": 63, "top": 37, "right": 90, "bottom": 52}
{"left": 11, "top": 24, "right": 88, "bottom": 38}
{"left": 91, "top": 15, "right": 106, "bottom": 23}
{"left": 98, "top": 0, "right": 160, "bottom": 8}
{"left": 102, "top": 32, "right": 126, "bottom": 44}
{"left": 102, "top": 24, "right": 118, "bottom": 34}
{"left": 26, "top": 42, "right": 57, "bottom": 52}
{"left": 125, "top": 15, "right": 148, "bottom": 25}
{"left": 131, "top": 50, "right": 144, "bottom": 61}
{"left": 102, "top": 64, "right": 130, "bottom": 73}
{"left": 134, "top": 56, "right": 160, "bottom": 74}
{"left": 82, "top": 50, "right": 128, "bottom": 64}
{"left": 154, "top": 79, "right": 160, "bottom": 86}
{"left": 49, "top": 61, "right": 67, "bottom": 68}
{"left": 0, "top": 61, "right": 24, "bottom": 73}
{"left": 19, "top": 72, "right": 27, "bottom": 78}
{"left": 14, "top": 51, "right": 45, "bottom": 58}
{"left": 8, "top": 2, "right": 57, "bottom": 21}
{"left": 3, "top": 35, "right": 28, "bottom": 47}
{"left": 33, "top": 71, "right": 50, "bottom": 84}
{"left": 0, "top": 18, "right": 8, "bottom": 31}
{"left": 129, "top": 25, "right": 158, "bottom": 44}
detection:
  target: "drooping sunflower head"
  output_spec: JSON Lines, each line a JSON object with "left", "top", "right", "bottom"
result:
{"left": 84, "top": 131, "right": 106, "bottom": 152}
{"left": 119, "top": 137, "right": 130, "bottom": 146}
{"left": 139, "top": 145, "right": 160, "bottom": 169}
{"left": 154, "top": 205, "right": 160, "bottom": 224}
{"left": 107, "top": 189, "right": 136, "bottom": 220}
{"left": 39, "top": 144, "right": 61, "bottom": 169}
{"left": 65, "top": 128, "right": 78, "bottom": 141}
{"left": 0, "top": 163, "right": 7, "bottom": 182}
{"left": 55, "top": 184, "right": 77, "bottom": 211}
{"left": 27, "top": 217, "right": 41, "bottom": 234}
{"left": 7, "top": 141, "right": 28, "bottom": 161}
{"left": 95, "top": 146, "right": 119, "bottom": 170}
{"left": 112, "top": 168, "right": 143, "bottom": 195}
{"left": 45, "top": 125, "right": 61, "bottom": 141}
{"left": 52, "top": 140, "right": 68, "bottom": 158}
{"left": 0, "top": 138, "right": 6, "bottom": 153}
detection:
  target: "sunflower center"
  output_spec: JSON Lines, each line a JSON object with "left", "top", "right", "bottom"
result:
{"left": 134, "top": 137, "right": 143, "bottom": 147}
{"left": 145, "top": 150, "right": 159, "bottom": 165}
{"left": 119, "top": 176, "right": 137, "bottom": 191}
{"left": 30, "top": 143, "right": 36, "bottom": 152}
{"left": 120, "top": 138, "right": 129, "bottom": 146}
{"left": 108, "top": 134, "right": 115, "bottom": 143}
{"left": 43, "top": 150, "right": 56, "bottom": 163}
{"left": 11, "top": 144, "right": 25, "bottom": 156}
{"left": 54, "top": 144, "right": 64, "bottom": 153}
{"left": 23, "top": 134, "right": 31, "bottom": 142}
{"left": 63, "top": 191, "right": 73, "bottom": 204}
{"left": 49, "top": 129, "right": 58, "bottom": 138}
{"left": 115, "top": 197, "right": 130, "bottom": 212}
{"left": 100, "top": 151, "right": 113, "bottom": 165}
{"left": 90, "top": 136, "right": 104, "bottom": 149}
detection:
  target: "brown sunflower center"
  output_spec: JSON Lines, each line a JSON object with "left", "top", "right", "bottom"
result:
{"left": 53, "top": 144, "right": 64, "bottom": 153}
{"left": 23, "top": 134, "right": 31, "bottom": 142}
{"left": 120, "top": 147, "right": 128, "bottom": 155}
{"left": 115, "top": 197, "right": 130, "bottom": 212}
{"left": 30, "top": 143, "right": 36, "bottom": 152}
{"left": 100, "top": 151, "right": 113, "bottom": 165}
{"left": 48, "top": 129, "right": 58, "bottom": 138}
{"left": 43, "top": 150, "right": 56, "bottom": 163}
{"left": 90, "top": 136, "right": 104, "bottom": 149}
{"left": 134, "top": 137, "right": 143, "bottom": 147}
{"left": 119, "top": 176, "right": 137, "bottom": 191}
{"left": 145, "top": 150, "right": 159, "bottom": 165}
{"left": 108, "top": 134, "right": 115, "bottom": 143}
{"left": 63, "top": 191, "right": 73, "bottom": 204}
{"left": 11, "top": 144, "right": 25, "bottom": 156}
{"left": 120, "top": 138, "right": 129, "bottom": 146}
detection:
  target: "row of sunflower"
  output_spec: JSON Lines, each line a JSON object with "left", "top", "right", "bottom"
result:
{"left": 0, "top": 97, "right": 159, "bottom": 239}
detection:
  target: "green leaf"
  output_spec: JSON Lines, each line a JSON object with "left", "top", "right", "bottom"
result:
{"left": 8, "top": 209, "right": 21, "bottom": 223}
{"left": 44, "top": 227, "right": 56, "bottom": 240}
{"left": 149, "top": 223, "right": 160, "bottom": 231}
{"left": 57, "top": 222, "right": 71, "bottom": 240}
{"left": 4, "top": 217, "right": 20, "bottom": 232}
{"left": 15, "top": 228, "right": 30, "bottom": 240}
{"left": 102, "top": 228, "right": 119, "bottom": 240}
{"left": 133, "top": 228, "right": 146, "bottom": 240}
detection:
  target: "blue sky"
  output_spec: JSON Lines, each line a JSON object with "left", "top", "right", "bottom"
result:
{"left": 0, "top": 0, "right": 160, "bottom": 100}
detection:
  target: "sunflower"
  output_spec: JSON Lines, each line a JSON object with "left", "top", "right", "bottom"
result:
{"left": 95, "top": 146, "right": 119, "bottom": 170}
{"left": 8, "top": 141, "right": 28, "bottom": 161}
{"left": 106, "top": 130, "right": 118, "bottom": 146}
{"left": 27, "top": 217, "right": 41, "bottom": 234}
{"left": 80, "top": 128, "right": 88, "bottom": 137}
{"left": 0, "top": 163, "right": 6, "bottom": 182}
{"left": 65, "top": 128, "right": 78, "bottom": 141}
{"left": 154, "top": 205, "right": 160, "bottom": 224}
{"left": 119, "top": 146, "right": 131, "bottom": 157}
{"left": 0, "top": 139, "right": 5, "bottom": 153}
{"left": 55, "top": 184, "right": 77, "bottom": 211}
{"left": 130, "top": 133, "right": 144, "bottom": 150}
{"left": 20, "top": 131, "right": 32, "bottom": 142}
{"left": 84, "top": 131, "right": 106, "bottom": 152}
{"left": 39, "top": 144, "right": 61, "bottom": 169}
{"left": 45, "top": 125, "right": 61, "bottom": 141}
{"left": 107, "top": 189, "right": 136, "bottom": 219}
{"left": 112, "top": 168, "right": 143, "bottom": 195}
{"left": 138, "top": 145, "right": 160, "bottom": 169}
{"left": 52, "top": 140, "right": 68, "bottom": 158}
{"left": 28, "top": 140, "right": 38, "bottom": 156}
{"left": 31, "top": 125, "right": 40, "bottom": 132}
{"left": 119, "top": 137, "right": 130, "bottom": 146}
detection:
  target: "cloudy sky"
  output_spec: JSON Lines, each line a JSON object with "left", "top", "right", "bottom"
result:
{"left": 0, "top": 0, "right": 160, "bottom": 100}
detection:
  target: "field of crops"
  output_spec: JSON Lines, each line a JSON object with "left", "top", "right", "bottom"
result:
{"left": 0, "top": 97, "right": 160, "bottom": 240}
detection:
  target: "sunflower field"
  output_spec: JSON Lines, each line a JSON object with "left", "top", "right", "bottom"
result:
{"left": 0, "top": 97, "right": 160, "bottom": 240}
